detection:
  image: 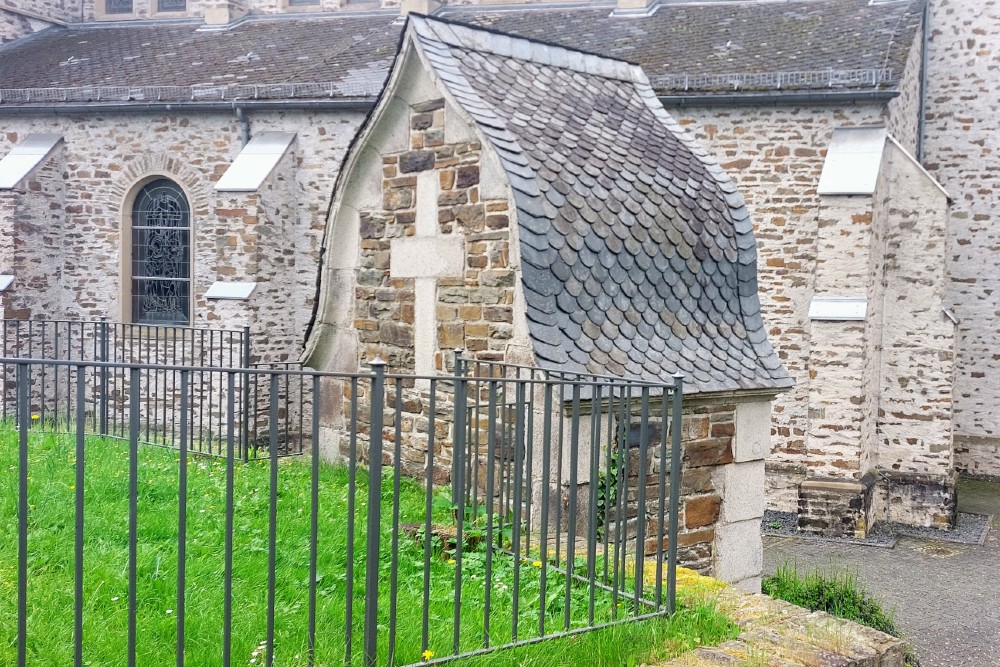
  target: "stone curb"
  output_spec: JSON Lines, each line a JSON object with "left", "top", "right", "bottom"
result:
{"left": 659, "top": 574, "right": 907, "bottom": 666}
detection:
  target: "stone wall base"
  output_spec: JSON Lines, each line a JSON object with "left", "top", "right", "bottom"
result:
{"left": 797, "top": 475, "right": 876, "bottom": 538}
{"left": 955, "top": 434, "right": 1000, "bottom": 479}
{"left": 765, "top": 460, "right": 807, "bottom": 513}
{"left": 797, "top": 471, "right": 957, "bottom": 537}
{"left": 661, "top": 573, "right": 907, "bottom": 666}
{"left": 874, "top": 469, "right": 957, "bottom": 529}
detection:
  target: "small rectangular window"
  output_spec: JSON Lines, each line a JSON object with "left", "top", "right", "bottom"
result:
{"left": 157, "top": 0, "right": 187, "bottom": 11}
{"left": 106, "top": 0, "right": 134, "bottom": 13}
{"left": 287, "top": 0, "right": 321, "bottom": 6}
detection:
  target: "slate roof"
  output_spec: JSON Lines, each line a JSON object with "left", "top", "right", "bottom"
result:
{"left": 0, "top": 0, "right": 923, "bottom": 105}
{"left": 405, "top": 15, "right": 791, "bottom": 393}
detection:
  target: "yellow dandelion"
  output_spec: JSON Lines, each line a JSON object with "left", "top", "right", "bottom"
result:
{"left": 31, "top": 415, "right": 39, "bottom": 421}
{"left": 422, "top": 649, "right": 434, "bottom": 661}
{"left": 532, "top": 560, "right": 542, "bottom": 568}
{"left": 447, "top": 559, "right": 456, "bottom": 565}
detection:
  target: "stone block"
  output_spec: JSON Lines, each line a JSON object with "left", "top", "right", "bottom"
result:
{"left": 713, "top": 517, "right": 762, "bottom": 585}
{"left": 734, "top": 400, "right": 771, "bottom": 462}
{"left": 684, "top": 437, "right": 734, "bottom": 468}
{"left": 684, "top": 494, "right": 721, "bottom": 529}
{"left": 718, "top": 460, "right": 765, "bottom": 524}
{"left": 399, "top": 150, "right": 435, "bottom": 173}
{"left": 389, "top": 236, "right": 465, "bottom": 279}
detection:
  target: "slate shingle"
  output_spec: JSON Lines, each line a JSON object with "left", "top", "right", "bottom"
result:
{"left": 408, "top": 15, "right": 792, "bottom": 394}
{"left": 0, "top": 0, "right": 922, "bottom": 102}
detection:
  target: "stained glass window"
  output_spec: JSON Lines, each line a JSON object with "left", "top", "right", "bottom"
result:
{"left": 157, "top": 0, "right": 186, "bottom": 10}
{"left": 106, "top": 0, "right": 134, "bottom": 13}
{"left": 131, "top": 179, "right": 191, "bottom": 325}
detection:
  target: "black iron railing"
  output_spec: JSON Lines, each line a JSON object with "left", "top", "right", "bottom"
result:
{"left": 1, "top": 354, "right": 683, "bottom": 666}
{"left": 0, "top": 319, "right": 309, "bottom": 458}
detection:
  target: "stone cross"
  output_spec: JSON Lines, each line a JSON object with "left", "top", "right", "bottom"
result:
{"left": 389, "top": 170, "right": 465, "bottom": 384}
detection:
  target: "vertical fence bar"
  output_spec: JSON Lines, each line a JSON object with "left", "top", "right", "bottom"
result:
{"left": 177, "top": 370, "right": 189, "bottom": 667}
{"left": 451, "top": 352, "right": 467, "bottom": 656}
{"left": 74, "top": 364, "right": 86, "bottom": 667}
{"left": 510, "top": 379, "right": 526, "bottom": 642}
{"left": 667, "top": 375, "right": 684, "bottom": 614}
{"left": 363, "top": 357, "right": 386, "bottom": 667}
{"left": 16, "top": 363, "right": 29, "bottom": 667}
{"left": 308, "top": 375, "right": 320, "bottom": 666}
{"left": 266, "top": 374, "right": 279, "bottom": 667}
{"left": 128, "top": 367, "right": 140, "bottom": 667}
{"left": 602, "top": 385, "right": 615, "bottom": 586}
{"left": 564, "top": 382, "right": 581, "bottom": 631}
{"left": 99, "top": 320, "right": 109, "bottom": 435}
{"left": 655, "top": 391, "right": 669, "bottom": 609}
{"left": 633, "top": 387, "right": 651, "bottom": 613}
{"left": 222, "top": 372, "right": 236, "bottom": 667}
{"left": 538, "top": 375, "right": 552, "bottom": 638}
{"left": 422, "top": 379, "right": 437, "bottom": 659}
{"left": 587, "top": 383, "right": 602, "bottom": 625}
{"left": 345, "top": 377, "right": 359, "bottom": 666}
{"left": 387, "top": 379, "right": 403, "bottom": 665}
{"left": 482, "top": 377, "right": 498, "bottom": 648}
{"left": 241, "top": 328, "right": 251, "bottom": 460}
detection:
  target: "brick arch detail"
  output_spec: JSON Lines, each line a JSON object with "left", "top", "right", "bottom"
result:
{"left": 111, "top": 156, "right": 210, "bottom": 216}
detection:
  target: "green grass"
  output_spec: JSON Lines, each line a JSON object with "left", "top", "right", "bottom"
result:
{"left": 0, "top": 425, "right": 736, "bottom": 666}
{"left": 763, "top": 564, "right": 919, "bottom": 666}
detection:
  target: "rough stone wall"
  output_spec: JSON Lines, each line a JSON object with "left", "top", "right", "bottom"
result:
{"left": 0, "top": 143, "right": 67, "bottom": 321}
{"left": 870, "top": 143, "right": 955, "bottom": 527}
{"left": 331, "top": 95, "right": 514, "bottom": 480}
{"left": 0, "top": 109, "right": 364, "bottom": 365}
{"left": 807, "top": 197, "right": 875, "bottom": 482}
{"left": 0, "top": 7, "right": 53, "bottom": 43}
{"left": 0, "top": 1, "right": 75, "bottom": 25}
{"left": 923, "top": 0, "right": 1000, "bottom": 478}
{"left": 886, "top": 21, "right": 925, "bottom": 155}
{"left": 662, "top": 103, "right": 887, "bottom": 510}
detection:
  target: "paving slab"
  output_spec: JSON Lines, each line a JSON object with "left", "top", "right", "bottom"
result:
{"left": 764, "top": 478, "right": 1000, "bottom": 667}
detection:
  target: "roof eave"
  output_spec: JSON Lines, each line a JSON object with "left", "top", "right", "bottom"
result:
{"left": 0, "top": 98, "right": 379, "bottom": 115}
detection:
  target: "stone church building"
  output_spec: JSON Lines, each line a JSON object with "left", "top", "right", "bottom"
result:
{"left": 0, "top": 0, "right": 995, "bottom": 539}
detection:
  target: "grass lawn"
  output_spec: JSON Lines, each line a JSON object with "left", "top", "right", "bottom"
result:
{"left": 0, "top": 425, "right": 736, "bottom": 666}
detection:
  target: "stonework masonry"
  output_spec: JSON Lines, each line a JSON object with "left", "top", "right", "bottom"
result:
{"left": 924, "top": 0, "right": 1000, "bottom": 478}
{"left": 0, "top": 7, "right": 52, "bottom": 44}
{"left": 662, "top": 97, "right": 956, "bottom": 533}
{"left": 0, "top": 109, "right": 365, "bottom": 364}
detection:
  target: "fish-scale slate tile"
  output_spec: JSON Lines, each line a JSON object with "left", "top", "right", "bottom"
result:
{"left": 409, "top": 15, "right": 792, "bottom": 394}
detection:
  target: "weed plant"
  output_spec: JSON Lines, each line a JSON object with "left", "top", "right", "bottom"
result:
{"left": 763, "top": 564, "right": 919, "bottom": 666}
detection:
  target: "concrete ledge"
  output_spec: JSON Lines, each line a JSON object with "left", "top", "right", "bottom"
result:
{"left": 659, "top": 581, "right": 907, "bottom": 666}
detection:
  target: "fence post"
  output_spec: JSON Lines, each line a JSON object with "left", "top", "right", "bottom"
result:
{"left": 98, "top": 318, "right": 109, "bottom": 436}
{"left": 241, "top": 326, "right": 251, "bottom": 460}
{"left": 363, "top": 354, "right": 386, "bottom": 667}
{"left": 666, "top": 373, "right": 684, "bottom": 614}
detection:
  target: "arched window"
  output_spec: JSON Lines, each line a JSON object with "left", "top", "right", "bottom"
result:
{"left": 130, "top": 179, "right": 191, "bottom": 325}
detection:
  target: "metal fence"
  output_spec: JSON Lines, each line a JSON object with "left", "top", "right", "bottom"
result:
{"left": 1, "top": 354, "right": 683, "bottom": 666}
{"left": 0, "top": 319, "right": 307, "bottom": 457}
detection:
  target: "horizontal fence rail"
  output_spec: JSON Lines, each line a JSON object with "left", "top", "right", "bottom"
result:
{"left": 1, "top": 354, "right": 683, "bottom": 666}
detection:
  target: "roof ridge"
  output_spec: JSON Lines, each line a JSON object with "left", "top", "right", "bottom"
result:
{"left": 407, "top": 13, "right": 643, "bottom": 82}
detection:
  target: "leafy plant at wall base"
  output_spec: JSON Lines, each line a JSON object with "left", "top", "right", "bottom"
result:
{"left": 595, "top": 455, "right": 623, "bottom": 543}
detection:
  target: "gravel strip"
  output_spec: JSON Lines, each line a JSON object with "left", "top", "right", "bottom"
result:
{"left": 761, "top": 510, "right": 991, "bottom": 547}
